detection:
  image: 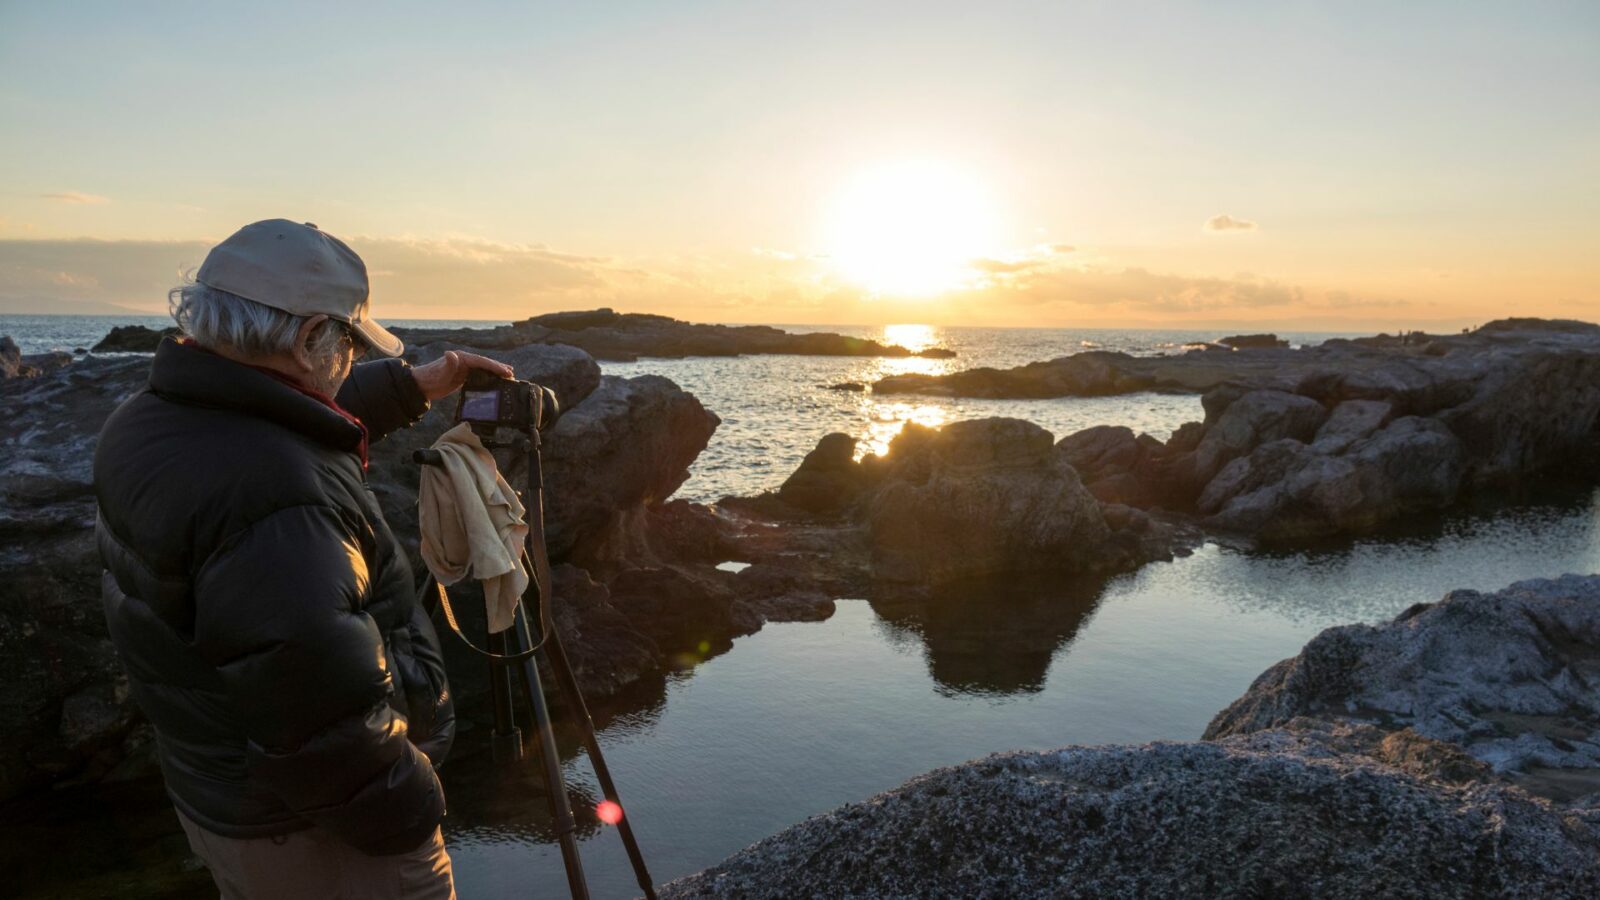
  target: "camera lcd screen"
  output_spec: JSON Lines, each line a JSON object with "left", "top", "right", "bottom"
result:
{"left": 460, "top": 390, "right": 501, "bottom": 422}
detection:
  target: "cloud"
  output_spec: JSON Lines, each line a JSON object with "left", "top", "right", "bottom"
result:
{"left": 40, "top": 191, "right": 110, "bottom": 205}
{"left": 1204, "top": 214, "right": 1257, "bottom": 232}
{"left": 969, "top": 257, "right": 1047, "bottom": 275}
{"left": 1048, "top": 244, "right": 1076, "bottom": 254}
{"left": 986, "top": 265, "right": 1301, "bottom": 312}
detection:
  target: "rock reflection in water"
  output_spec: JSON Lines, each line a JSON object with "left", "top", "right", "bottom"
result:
{"left": 869, "top": 573, "right": 1108, "bottom": 697}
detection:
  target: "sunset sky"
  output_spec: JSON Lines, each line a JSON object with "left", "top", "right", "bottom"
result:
{"left": 2, "top": 1, "right": 1595, "bottom": 329}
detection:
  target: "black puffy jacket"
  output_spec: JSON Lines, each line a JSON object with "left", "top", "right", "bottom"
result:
{"left": 94, "top": 338, "right": 455, "bottom": 854}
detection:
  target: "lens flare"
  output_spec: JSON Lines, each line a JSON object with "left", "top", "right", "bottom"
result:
{"left": 596, "top": 800, "right": 624, "bottom": 825}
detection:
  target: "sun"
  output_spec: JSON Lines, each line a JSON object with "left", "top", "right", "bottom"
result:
{"left": 822, "top": 160, "right": 998, "bottom": 297}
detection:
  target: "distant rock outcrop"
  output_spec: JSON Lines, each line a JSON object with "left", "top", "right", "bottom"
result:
{"left": 1028, "top": 320, "right": 1600, "bottom": 539}
{"left": 392, "top": 307, "right": 957, "bottom": 362}
{"left": 662, "top": 574, "right": 1600, "bottom": 899}
{"left": 90, "top": 325, "right": 179, "bottom": 353}
{"left": 1218, "top": 332, "right": 1288, "bottom": 348}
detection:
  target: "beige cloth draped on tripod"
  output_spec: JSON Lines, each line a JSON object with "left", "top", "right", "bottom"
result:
{"left": 417, "top": 422, "right": 528, "bottom": 634}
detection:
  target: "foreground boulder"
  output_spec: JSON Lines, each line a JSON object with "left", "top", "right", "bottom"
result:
{"left": 664, "top": 574, "right": 1600, "bottom": 898}
{"left": 1207, "top": 574, "right": 1600, "bottom": 790}
{"left": 664, "top": 726, "right": 1600, "bottom": 899}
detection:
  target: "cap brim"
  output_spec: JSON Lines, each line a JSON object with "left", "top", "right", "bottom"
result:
{"left": 351, "top": 317, "right": 404, "bottom": 358}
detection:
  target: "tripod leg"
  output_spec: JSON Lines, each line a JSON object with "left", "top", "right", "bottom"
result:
{"left": 486, "top": 629, "right": 522, "bottom": 764}
{"left": 505, "top": 618, "right": 590, "bottom": 900}
{"left": 520, "top": 607, "right": 659, "bottom": 900}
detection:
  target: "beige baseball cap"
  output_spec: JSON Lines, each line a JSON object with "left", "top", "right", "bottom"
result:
{"left": 196, "top": 219, "right": 403, "bottom": 358}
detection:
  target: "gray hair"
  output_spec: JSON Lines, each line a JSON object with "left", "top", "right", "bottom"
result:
{"left": 169, "top": 274, "right": 342, "bottom": 359}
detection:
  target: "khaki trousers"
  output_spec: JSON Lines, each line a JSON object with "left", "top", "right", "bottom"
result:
{"left": 177, "top": 808, "right": 456, "bottom": 900}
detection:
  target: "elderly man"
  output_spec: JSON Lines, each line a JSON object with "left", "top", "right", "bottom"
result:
{"left": 95, "top": 220, "right": 511, "bottom": 899}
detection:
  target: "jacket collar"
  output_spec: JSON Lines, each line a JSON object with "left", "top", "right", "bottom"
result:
{"left": 148, "top": 337, "right": 365, "bottom": 457}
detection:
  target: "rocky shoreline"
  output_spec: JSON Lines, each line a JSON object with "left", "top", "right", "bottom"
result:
{"left": 2, "top": 313, "right": 1597, "bottom": 896}
{"left": 661, "top": 575, "right": 1600, "bottom": 898}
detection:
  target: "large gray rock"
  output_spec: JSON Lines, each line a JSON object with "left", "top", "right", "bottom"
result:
{"left": 1201, "top": 417, "right": 1465, "bottom": 539}
{"left": 1311, "top": 398, "right": 1393, "bottom": 454}
{"left": 1180, "top": 389, "right": 1328, "bottom": 491}
{"left": 662, "top": 722, "right": 1600, "bottom": 899}
{"left": 541, "top": 374, "right": 720, "bottom": 561}
{"left": 866, "top": 418, "right": 1110, "bottom": 584}
{"left": 1206, "top": 574, "right": 1600, "bottom": 782}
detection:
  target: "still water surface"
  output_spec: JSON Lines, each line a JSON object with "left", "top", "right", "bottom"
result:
{"left": 450, "top": 488, "right": 1600, "bottom": 899}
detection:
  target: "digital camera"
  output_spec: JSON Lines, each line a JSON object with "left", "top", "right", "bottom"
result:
{"left": 455, "top": 368, "right": 560, "bottom": 432}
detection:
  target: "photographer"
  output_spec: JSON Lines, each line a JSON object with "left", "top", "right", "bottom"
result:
{"left": 94, "top": 219, "right": 512, "bottom": 899}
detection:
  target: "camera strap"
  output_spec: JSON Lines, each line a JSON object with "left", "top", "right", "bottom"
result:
{"left": 420, "top": 432, "right": 556, "bottom": 664}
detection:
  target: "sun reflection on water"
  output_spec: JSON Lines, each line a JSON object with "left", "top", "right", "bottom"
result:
{"left": 860, "top": 401, "right": 949, "bottom": 458}
{"left": 882, "top": 323, "right": 938, "bottom": 352}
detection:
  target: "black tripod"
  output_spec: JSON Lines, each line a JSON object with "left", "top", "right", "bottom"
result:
{"left": 415, "top": 423, "right": 657, "bottom": 900}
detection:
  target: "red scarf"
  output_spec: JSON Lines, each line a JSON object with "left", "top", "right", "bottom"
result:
{"left": 182, "top": 339, "right": 370, "bottom": 468}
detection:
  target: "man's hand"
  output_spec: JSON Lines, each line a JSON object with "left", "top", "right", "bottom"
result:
{"left": 410, "top": 351, "right": 516, "bottom": 402}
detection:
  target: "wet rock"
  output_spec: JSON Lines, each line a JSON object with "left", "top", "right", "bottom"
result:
{"left": 548, "top": 564, "right": 662, "bottom": 699}
{"left": 662, "top": 720, "right": 1600, "bottom": 899}
{"left": 1, "top": 336, "right": 23, "bottom": 378}
{"left": 825, "top": 381, "right": 865, "bottom": 391}
{"left": 90, "top": 325, "right": 179, "bottom": 353}
{"left": 0, "top": 356, "right": 150, "bottom": 802}
{"left": 393, "top": 308, "right": 954, "bottom": 362}
{"left": 1, "top": 336, "right": 73, "bottom": 379}
{"left": 777, "top": 432, "right": 868, "bottom": 515}
{"left": 1206, "top": 573, "right": 1600, "bottom": 780}
{"left": 866, "top": 418, "right": 1112, "bottom": 584}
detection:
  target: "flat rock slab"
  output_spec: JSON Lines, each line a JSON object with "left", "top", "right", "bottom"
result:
{"left": 662, "top": 725, "right": 1600, "bottom": 899}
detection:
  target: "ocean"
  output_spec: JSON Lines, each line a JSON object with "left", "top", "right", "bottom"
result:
{"left": 9, "top": 313, "right": 1599, "bottom": 898}
{"left": 2, "top": 314, "right": 1356, "bottom": 503}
